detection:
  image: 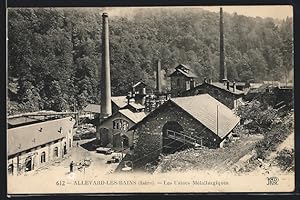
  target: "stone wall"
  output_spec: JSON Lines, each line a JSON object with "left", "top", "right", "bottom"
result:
{"left": 132, "top": 101, "right": 221, "bottom": 168}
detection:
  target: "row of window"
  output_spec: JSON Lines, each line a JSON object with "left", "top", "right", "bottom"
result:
{"left": 40, "top": 146, "right": 60, "bottom": 163}
{"left": 112, "top": 119, "right": 129, "bottom": 131}
{"left": 8, "top": 141, "right": 71, "bottom": 175}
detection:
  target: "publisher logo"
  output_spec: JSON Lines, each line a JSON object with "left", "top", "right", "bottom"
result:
{"left": 267, "top": 177, "right": 279, "bottom": 185}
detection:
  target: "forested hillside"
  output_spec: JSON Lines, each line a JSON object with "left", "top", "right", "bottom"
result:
{"left": 7, "top": 8, "right": 293, "bottom": 114}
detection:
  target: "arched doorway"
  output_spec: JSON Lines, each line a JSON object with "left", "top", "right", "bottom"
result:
{"left": 40, "top": 152, "right": 46, "bottom": 163}
{"left": 121, "top": 134, "right": 129, "bottom": 149}
{"left": 54, "top": 147, "right": 59, "bottom": 158}
{"left": 8, "top": 163, "right": 14, "bottom": 175}
{"left": 162, "top": 121, "right": 184, "bottom": 154}
{"left": 25, "top": 156, "right": 32, "bottom": 172}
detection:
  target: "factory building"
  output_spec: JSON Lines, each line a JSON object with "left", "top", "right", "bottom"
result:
{"left": 7, "top": 113, "right": 75, "bottom": 176}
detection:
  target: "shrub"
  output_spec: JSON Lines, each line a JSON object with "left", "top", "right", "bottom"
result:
{"left": 275, "top": 148, "right": 294, "bottom": 172}
{"left": 235, "top": 101, "right": 278, "bottom": 134}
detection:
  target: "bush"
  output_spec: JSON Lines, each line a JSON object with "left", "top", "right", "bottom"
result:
{"left": 275, "top": 148, "right": 294, "bottom": 171}
{"left": 235, "top": 101, "right": 278, "bottom": 134}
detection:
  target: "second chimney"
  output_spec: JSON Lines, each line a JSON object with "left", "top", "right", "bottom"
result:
{"left": 219, "top": 7, "right": 227, "bottom": 83}
{"left": 156, "top": 59, "right": 162, "bottom": 93}
{"left": 100, "top": 13, "right": 112, "bottom": 118}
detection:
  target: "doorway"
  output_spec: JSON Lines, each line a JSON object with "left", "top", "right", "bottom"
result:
{"left": 63, "top": 142, "right": 67, "bottom": 155}
{"left": 25, "top": 156, "right": 32, "bottom": 172}
{"left": 121, "top": 134, "right": 129, "bottom": 149}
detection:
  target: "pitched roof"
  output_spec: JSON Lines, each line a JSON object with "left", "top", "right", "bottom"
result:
{"left": 209, "top": 82, "right": 244, "bottom": 95}
{"left": 83, "top": 104, "right": 101, "bottom": 113}
{"left": 8, "top": 116, "right": 41, "bottom": 127}
{"left": 8, "top": 117, "right": 75, "bottom": 156}
{"left": 130, "top": 94, "right": 240, "bottom": 139}
{"left": 118, "top": 109, "right": 147, "bottom": 124}
{"left": 169, "top": 64, "right": 198, "bottom": 78}
{"left": 175, "top": 64, "right": 191, "bottom": 70}
{"left": 129, "top": 102, "right": 145, "bottom": 109}
{"left": 132, "top": 81, "right": 147, "bottom": 88}
{"left": 171, "top": 94, "right": 240, "bottom": 138}
{"left": 111, "top": 96, "right": 128, "bottom": 108}
{"left": 177, "top": 68, "right": 198, "bottom": 78}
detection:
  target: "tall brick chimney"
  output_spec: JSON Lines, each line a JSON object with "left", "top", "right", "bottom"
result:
{"left": 156, "top": 59, "right": 162, "bottom": 93}
{"left": 219, "top": 7, "right": 227, "bottom": 83}
{"left": 100, "top": 13, "right": 112, "bottom": 118}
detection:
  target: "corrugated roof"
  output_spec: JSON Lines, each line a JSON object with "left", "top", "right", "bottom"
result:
{"left": 8, "top": 117, "right": 75, "bottom": 156}
{"left": 118, "top": 109, "right": 147, "bottom": 124}
{"left": 83, "top": 104, "right": 101, "bottom": 113}
{"left": 171, "top": 94, "right": 240, "bottom": 138}
{"left": 111, "top": 96, "right": 128, "bottom": 108}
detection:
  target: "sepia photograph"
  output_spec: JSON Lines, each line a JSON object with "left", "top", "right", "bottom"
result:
{"left": 7, "top": 5, "right": 294, "bottom": 194}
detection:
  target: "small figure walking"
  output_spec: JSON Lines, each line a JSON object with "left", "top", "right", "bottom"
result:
{"left": 70, "top": 161, "right": 74, "bottom": 173}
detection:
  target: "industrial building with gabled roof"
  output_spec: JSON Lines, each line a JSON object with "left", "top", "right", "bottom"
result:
{"left": 128, "top": 94, "right": 240, "bottom": 167}
{"left": 7, "top": 115, "right": 75, "bottom": 176}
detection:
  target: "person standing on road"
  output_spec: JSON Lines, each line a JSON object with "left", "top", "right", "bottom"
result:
{"left": 70, "top": 161, "right": 74, "bottom": 173}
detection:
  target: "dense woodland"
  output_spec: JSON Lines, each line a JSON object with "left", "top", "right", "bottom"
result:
{"left": 7, "top": 8, "right": 293, "bottom": 114}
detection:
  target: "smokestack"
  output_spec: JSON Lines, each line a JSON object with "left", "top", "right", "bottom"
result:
{"left": 156, "top": 59, "right": 162, "bottom": 93}
{"left": 100, "top": 13, "right": 112, "bottom": 117}
{"left": 219, "top": 7, "right": 227, "bottom": 83}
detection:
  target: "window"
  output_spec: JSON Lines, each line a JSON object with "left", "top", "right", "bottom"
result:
{"left": 186, "top": 80, "right": 190, "bottom": 90}
{"left": 113, "top": 119, "right": 129, "bottom": 131}
{"left": 54, "top": 147, "right": 59, "bottom": 157}
{"left": 41, "top": 152, "right": 46, "bottom": 163}
{"left": 122, "top": 121, "right": 129, "bottom": 131}
{"left": 113, "top": 121, "right": 117, "bottom": 129}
